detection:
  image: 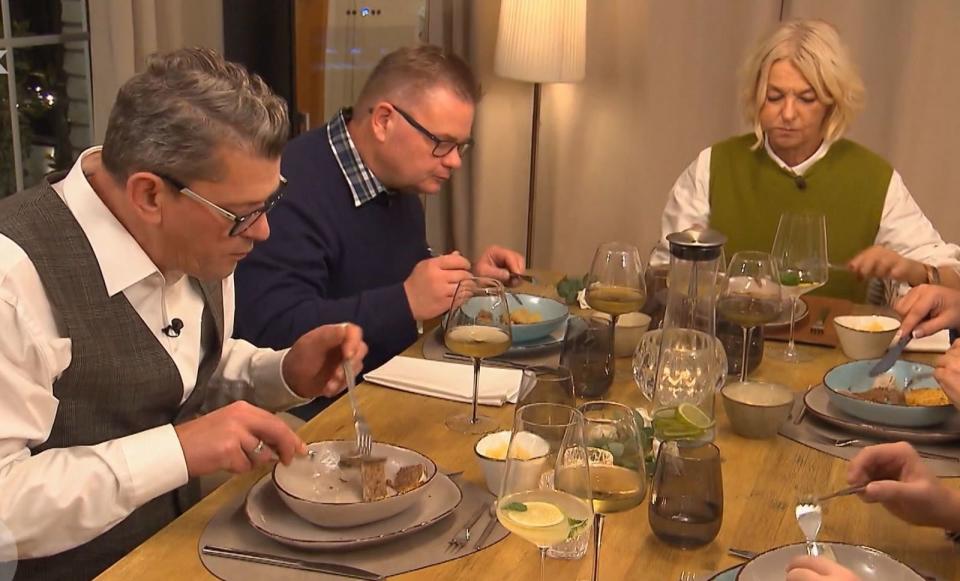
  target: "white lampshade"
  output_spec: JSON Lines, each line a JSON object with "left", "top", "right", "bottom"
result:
{"left": 495, "top": 0, "right": 586, "bottom": 84}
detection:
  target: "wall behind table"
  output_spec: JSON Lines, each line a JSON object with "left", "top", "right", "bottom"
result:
{"left": 458, "top": 0, "right": 960, "bottom": 276}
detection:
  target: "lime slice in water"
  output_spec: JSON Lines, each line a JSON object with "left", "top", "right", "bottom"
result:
{"left": 677, "top": 403, "right": 715, "bottom": 430}
{"left": 504, "top": 501, "right": 565, "bottom": 528}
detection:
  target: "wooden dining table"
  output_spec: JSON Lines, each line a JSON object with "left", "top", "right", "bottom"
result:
{"left": 97, "top": 285, "right": 960, "bottom": 580}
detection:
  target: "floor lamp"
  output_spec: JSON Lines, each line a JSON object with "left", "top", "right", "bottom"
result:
{"left": 494, "top": 0, "right": 586, "bottom": 267}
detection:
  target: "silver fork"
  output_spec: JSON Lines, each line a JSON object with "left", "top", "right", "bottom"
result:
{"left": 343, "top": 361, "right": 372, "bottom": 457}
{"left": 678, "top": 572, "right": 696, "bottom": 581}
{"left": 809, "top": 307, "right": 830, "bottom": 335}
{"left": 446, "top": 503, "right": 489, "bottom": 552}
{"left": 814, "top": 433, "right": 958, "bottom": 462}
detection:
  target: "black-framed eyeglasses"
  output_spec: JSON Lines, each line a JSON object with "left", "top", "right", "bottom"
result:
{"left": 388, "top": 103, "right": 473, "bottom": 158}
{"left": 157, "top": 173, "right": 287, "bottom": 237}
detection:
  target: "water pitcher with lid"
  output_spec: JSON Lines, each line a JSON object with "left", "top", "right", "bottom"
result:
{"left": 648, "top": 228, "right": 728, "bottom": 442}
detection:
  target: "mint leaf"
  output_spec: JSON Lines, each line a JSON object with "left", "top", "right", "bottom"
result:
{"left": 567, "top": 517, "right": 588, "bottom": 540}
{"left": 502, "top": 502, "right": 527, "bottom": 512}
{"left": 780, "top": 271, "right": 800, "bottom": 286}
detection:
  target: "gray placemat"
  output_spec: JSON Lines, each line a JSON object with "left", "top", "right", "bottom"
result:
{"left": 422, "top": 326, "right": 562, "bottom": 368}
{"left": 779, "top": 397, "right": 960, "bottom": 478}
{"left": 199, "top": 477, "right": 507, "bottom": 580}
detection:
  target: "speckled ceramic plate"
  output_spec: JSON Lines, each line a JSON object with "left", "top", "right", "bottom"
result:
{"left": 244, "top": 471, "right": 461, "bottom": 550}
{"left": 737, "top": 542, "right": 924, "bottom": 580}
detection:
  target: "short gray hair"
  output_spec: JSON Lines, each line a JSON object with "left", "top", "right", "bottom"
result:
{"left": 740, "top": 19, "right": 864, "bottom": 149}
{"left": 102, "top": 47, "right": 290, "bottom": 183}
{"left": 355, "top": 45, "right": 481, "bottom": 111}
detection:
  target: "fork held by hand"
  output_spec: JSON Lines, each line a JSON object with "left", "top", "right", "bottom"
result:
{"left": 343, "top": 361, "right": 372, "bottom": 457}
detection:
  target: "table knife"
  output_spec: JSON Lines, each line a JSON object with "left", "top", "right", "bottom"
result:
{"left": 201, "top": 545, "right": 384, "bottom": 580}
{"left": 868, "top": 333, "right": 911, "bottom": 377}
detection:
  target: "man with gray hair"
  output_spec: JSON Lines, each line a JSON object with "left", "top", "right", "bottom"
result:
{"left": 0, "top": 48, "right": 367, "bottom": 579}
{"left": 234, "top": 45, "right": 525, "bottom": 418}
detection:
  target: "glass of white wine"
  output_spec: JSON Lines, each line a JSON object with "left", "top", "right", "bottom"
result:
{"left": 771, "top": 212, "right": 829, "bottom": 363}
{"left": 578, "top": 401, "right": 647, "bottom": 581}
{"left": 717, "top": 251, "right": 783, "bottom": 382}
{"left": 497, "top": 403, "right": 594, "bottom": 581}
{"left": 444, "top": 277, "right": 512, "bottom": 434}
{"left": 585, "top": 242, "right": 647, "bottom": 326}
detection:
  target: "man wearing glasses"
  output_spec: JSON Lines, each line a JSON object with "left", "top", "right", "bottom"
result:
{"left": 235, "top": 45, "right": 525, "bottom": 418}
{"left": 0, "top": 48, "right": 367, "bottom": 579}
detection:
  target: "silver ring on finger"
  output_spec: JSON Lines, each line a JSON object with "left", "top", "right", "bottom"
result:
{"left": 252, "top": 440, "right": 265, "bottom": 455}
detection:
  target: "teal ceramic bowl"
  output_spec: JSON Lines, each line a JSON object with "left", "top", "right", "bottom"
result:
{"left": 506, "top": 294, "right": 569, "bottom": 343}
{"left": 823, "top": 359, "right": 954, "bottom": 428}
{"left": 452, "top": 294, "right": 569, "bottom": 344}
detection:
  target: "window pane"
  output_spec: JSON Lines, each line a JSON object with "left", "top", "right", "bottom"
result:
{"left": 15, "top": 42, "right": 91, "bottom": 188}
{"left": 0, "top": 74, "right": 21, "bottom": 196}
{"left": 10, "top": 0, "right": 86, "bottom": 37}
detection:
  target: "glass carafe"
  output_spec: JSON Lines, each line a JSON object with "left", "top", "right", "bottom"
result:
{"left": 650, "top": 228, "right": 728, "bottom": 442}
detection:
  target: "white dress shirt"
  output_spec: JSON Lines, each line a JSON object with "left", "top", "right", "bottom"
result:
{"left": 652, "top": 139, "right": 960, "bottom": 271}
{"left": 0, "top": 147, "right": 309, "bottom": 558}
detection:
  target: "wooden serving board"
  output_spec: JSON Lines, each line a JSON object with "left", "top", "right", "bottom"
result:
{"left": 764, "top": 295, "right": 855, "bottom": 347}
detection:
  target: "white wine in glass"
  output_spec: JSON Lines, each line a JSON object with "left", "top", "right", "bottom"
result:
{"left": 771, "top": 212, "right": 829, "bottom": 363}
{"left": 584, "top": 285, "right": 647, "bottom": 316}
{"left": 574, "top": 401, "right": 647, "bottom": 581}
{"left": 444, "top": 277, "right": 512, "bottom": 434}
{"left": 497, "top": 403, "right": 594, "bottom": 581}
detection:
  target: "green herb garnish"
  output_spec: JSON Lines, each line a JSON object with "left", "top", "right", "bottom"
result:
{"left": 780, "top": 271, "right": 800, "bottom": 286}
{"left": 502, "top": 502, "right": 528, "bottom": 512}
{"left": 567, "top": 517, "right": 588, "bottom": 539}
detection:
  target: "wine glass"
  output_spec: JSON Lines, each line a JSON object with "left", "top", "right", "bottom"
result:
{"left": 771, "top": 212, "right": 829, "bottom": 362}
{"left": 444, "top": 277, "right": 512, "bottom": 434}
{"left": 717, "top": 251, "right": 783, "bottom": 382}
{"left": 497, "top": 403, "right": 594, "bottom": 581}
{"left": 585, "top": 242, "right": 647, "bottom": 373}
{"left": 579, "top": 401, "right": 647, "bottom": 581}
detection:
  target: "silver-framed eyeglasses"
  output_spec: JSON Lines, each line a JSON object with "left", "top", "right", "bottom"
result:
{"left": 388, "top": 103, "right": 473, "bottom": 158}
{"left": 159, "top": 174, "right": 287, "bottom": 237}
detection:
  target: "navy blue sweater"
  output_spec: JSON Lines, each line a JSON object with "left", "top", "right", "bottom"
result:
{"left": 234, "top": 125, "right": 429, "bottom": 373}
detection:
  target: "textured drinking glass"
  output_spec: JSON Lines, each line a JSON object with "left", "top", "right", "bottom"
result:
{"left": 560, "top": 316, "right": 614, "bottom": 398}
{"left": 648, "top": 442, "right": 723, "bottom": 548}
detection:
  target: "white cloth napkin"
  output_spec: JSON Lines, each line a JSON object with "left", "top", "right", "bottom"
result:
{"left": 364, "top": 356, "right": 523, "bottom": 406}
{"left": 905, "top": 329, "right": 952, "bottom": 353}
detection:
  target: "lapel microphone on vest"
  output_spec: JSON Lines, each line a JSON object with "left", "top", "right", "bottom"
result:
{"left": 162, "top": 318, "right": 184, "bottom": 338}
{"left": 794, "top": 175, "right": 807, "bottom": 190}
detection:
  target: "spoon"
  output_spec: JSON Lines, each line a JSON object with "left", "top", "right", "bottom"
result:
{"left": 795, "top": 495, "right": 823, "bottom": 557}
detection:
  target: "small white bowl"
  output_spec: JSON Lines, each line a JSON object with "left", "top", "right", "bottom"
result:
{"left": 833, "top": 315, "right": 901, "bottom": 360}
{"left": 273, "top": 441, "right": 437, "bottom": 528}
{"left": 474, "top": 431, "right": 549, "bottom": 495}
{"left": 615, "top": 312, "right": 653, "bottom": 357}
{"left": 721, "top": 381, "right": 795, "bottom": 439}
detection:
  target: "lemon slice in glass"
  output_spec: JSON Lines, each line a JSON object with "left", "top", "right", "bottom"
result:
{"left": 677, "top": 403, "right": 715, "bottom": 430}
{"left": 504, "top": 501, "right": 565, "bottom": 528}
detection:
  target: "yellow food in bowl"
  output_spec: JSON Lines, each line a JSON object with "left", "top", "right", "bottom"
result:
{"left": 510, "top": 308, "right": 543, "bottom": 325}
{"left": 906, "top": 388, "right": 950, "bottom": 407}
{"left": 482, "top": 442, "right": 532, "bottom": 460}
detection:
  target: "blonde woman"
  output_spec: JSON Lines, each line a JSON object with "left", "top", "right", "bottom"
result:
{"left": 653, "top": 20, "right": 960, "bottom": 301}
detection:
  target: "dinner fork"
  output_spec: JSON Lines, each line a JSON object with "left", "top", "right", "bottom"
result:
{"left": 809, "top": 307, "right": 830, "bottom": 335}
{"left": 343, "top": 360, "right": 372, "bottom": 457}
{"left": 677, "top": 572, "right": 696, "bottom": 581}
{"left": 813, "top": 434, "right": 958, "bottom": 462}
{"left": 446, "top": 503, "right": 490, "bottom": 552}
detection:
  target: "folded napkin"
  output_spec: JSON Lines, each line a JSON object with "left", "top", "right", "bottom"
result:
{"left": 905, "top": 329, "right": 952, "bottom": 353}
{"left": 365, "top": 356, "right": 523, "bottom": 406}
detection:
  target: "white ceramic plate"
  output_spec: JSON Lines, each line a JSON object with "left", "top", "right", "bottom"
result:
{"left": 804, "top": 385, "right": 960, "bottom": 444}
{"left": 737, "top": 542, "right": 924, "bottom": 580}
{"left": 764, "top": 298, "right": 809, "bottom": 327}
{"left": 245, "top": 472, "right": 462, "bottom": 550}
{"left": 507, "top": 323, "right": 565, "bottom": 352}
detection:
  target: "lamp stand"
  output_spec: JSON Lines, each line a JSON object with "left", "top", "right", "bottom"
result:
{"left": 524, "top": 82, "right": 542, "bottom": 267}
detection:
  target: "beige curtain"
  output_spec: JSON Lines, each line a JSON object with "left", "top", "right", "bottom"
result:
{"left": 452, "top": 0, "right": 960, "bottom": 274}
{"left": 87, "top": 0, "right": 224, "bottom": 143}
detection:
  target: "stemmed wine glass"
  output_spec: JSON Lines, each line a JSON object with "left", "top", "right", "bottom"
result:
{"left": 579, "top": 401, "right": 646, "bottom": 581}
{"left": 717, "top": 251, "right": 783, "bottom": 382}
{"left": 444, "top": 277, "right": 512, "bottom": 434}
{"left": 771, "top": 212, "right": 829, "bottom": 363}
{"left": 497, "top": 403, "right": 594, "bottom": 581}
{"left": 585, "top": 242, "right": 647, "bottom": 357}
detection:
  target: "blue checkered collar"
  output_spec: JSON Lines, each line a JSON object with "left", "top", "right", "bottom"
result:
{"left": 327, "top": 108, "right": 388, "bottom": 207}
